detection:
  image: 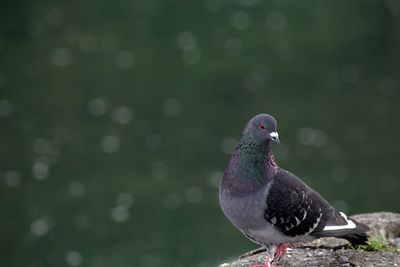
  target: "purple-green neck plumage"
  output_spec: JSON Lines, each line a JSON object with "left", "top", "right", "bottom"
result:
{"left": 222, "top": 130, "right": 277, "bottom": 196}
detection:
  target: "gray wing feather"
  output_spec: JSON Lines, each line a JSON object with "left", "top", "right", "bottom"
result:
{"left": 264, "top": 168, "right": 334, "bottom": 237}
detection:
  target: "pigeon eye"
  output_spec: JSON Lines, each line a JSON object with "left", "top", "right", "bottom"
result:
{"left": 259, "top": 124, "right": 265, "bottom": 130}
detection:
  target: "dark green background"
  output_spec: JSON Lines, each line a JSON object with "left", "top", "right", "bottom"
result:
{"left": 1, "top": 1, "right": 399, "bottom": 266}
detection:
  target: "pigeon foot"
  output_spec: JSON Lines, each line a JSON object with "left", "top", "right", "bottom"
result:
{"left": 273, "top": 243, "right": 293, "bottom": 262}
{"left": 250, "top": 256, "right": 278, "bottom": 267}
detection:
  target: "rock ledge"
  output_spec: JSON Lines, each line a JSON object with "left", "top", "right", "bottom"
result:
{"left": 219, "top": 212, "right": 400, "bottom": 267}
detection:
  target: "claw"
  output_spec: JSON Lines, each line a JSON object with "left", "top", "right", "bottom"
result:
{"left": 273, "top": 243, "right": 294, "bottom": 262}
{"left": 250, "top": 243, "right": 293, "bottom": 267}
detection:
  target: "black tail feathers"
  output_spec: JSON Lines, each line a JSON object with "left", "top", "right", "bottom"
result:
{"left": 313, "top": 212, "right": 370, "bottom": 245}
{"left": 339, "top": 219, "right": 370, "bottom": 245}
{"left": 340, "top": 231, "right": 369, "bottom": 245}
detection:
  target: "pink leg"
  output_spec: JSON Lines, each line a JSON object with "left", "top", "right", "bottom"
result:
{"left": 273, "top": 243, "right": 294, "bottom": 262}
{"left": 250, "top": 256, "right": 279, "bottom": 267}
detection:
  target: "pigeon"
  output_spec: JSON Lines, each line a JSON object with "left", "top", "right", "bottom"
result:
{"left": 219, "top": 114, "right": 369, "bottom": 267}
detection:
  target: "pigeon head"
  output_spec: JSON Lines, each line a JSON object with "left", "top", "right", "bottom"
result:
{"left": 246, "top": 114, "right": 280, "bottom": 145}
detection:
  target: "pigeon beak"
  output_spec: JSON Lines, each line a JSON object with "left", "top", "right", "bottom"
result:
{"left": 270, "top": 132, "right": 280, "bottom": 145}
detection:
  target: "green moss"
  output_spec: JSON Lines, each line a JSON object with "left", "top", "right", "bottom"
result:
{"left": 350, "top": 235, "right": 400, "bottom": 253}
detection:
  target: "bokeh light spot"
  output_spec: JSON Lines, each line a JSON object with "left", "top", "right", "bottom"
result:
{"left": 4, "top": 170, "right": 21, "bottom": 187}
{"left": 65, "top": 251, "right": 83, "bottom": 266}
{"left": 32, "top": 162, "right": 50, "bottom": 180}
{"left": 112, "top": 106, "right": 133, "bottom": 124}
{"left": 177, "top": 31, "right": 197, "bottom": 50}
{"left": 31, "top": 218, "right": 51, "bottom": 237}
{"left": 88, "top": 97, "right": 108, "bottom": 116}
{"left": 163, "top": 98, "right": 181, "bottom": 117}
{"left": 101, "top": 135, "right": 120, "bottom": 153}
{"left": 116, "top": 50, "right": 135, "bottom": 69}
{"left": 110, "top": 206, "right": 130, "bottom": 223}
{"left": 68, "top": 181, "right": 86, "bottom": 197}
{"left": 51, "top": 48, "right": 71, "bottom": 66}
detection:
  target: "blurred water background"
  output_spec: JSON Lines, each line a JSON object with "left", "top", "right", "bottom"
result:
{"left": 1, "top": 0, "right": 400, "bottom": 266}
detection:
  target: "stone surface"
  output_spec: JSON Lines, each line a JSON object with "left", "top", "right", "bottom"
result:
{"left": 352, "top": 212, "right": 400, "bottom": 246}
{"left": 219, "top": 212, "right": 400, "bottom": 267}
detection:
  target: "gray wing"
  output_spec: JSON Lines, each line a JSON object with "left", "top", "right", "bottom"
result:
{"left": 264, "top": 168, "right": 334, "bottom": 237}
